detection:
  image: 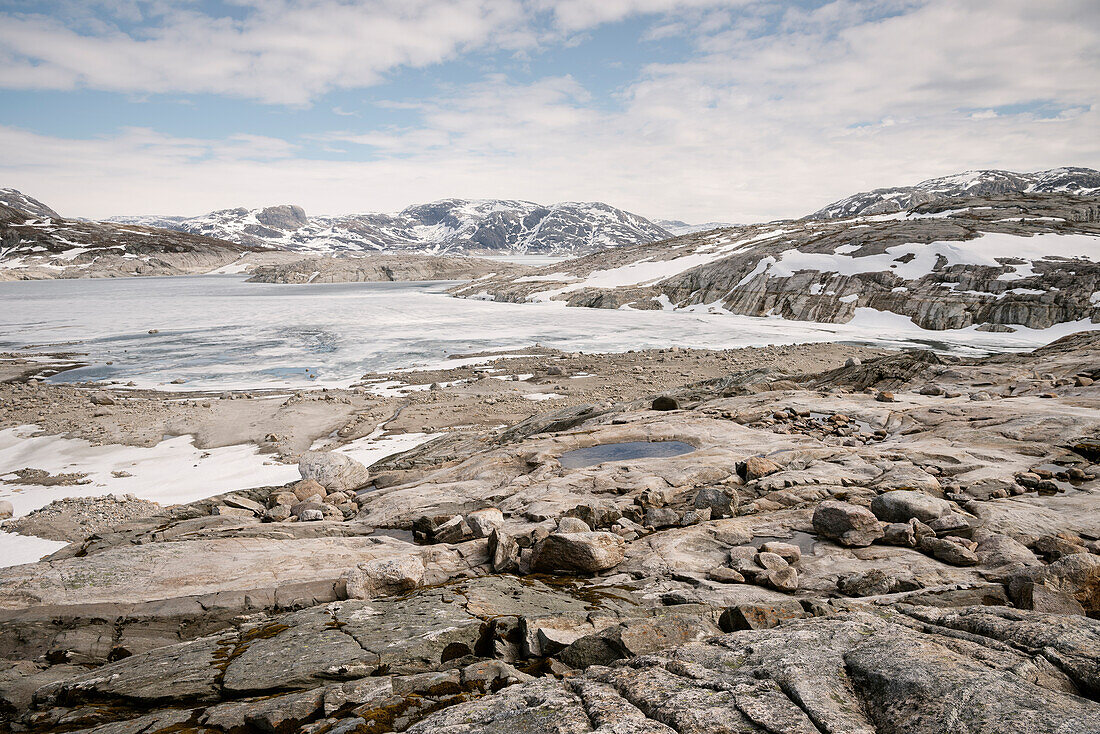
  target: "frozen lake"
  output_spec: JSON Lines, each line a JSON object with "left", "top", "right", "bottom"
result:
{"left": 0, "top": 275, "right": 1094, "bottom": 391}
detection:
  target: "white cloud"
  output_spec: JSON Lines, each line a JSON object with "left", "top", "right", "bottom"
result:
{"left": 0, "top": 0, "right": 1097, "bottom": 222}
{"left": 0, "top": 0, "right": 532, "bottom": 105}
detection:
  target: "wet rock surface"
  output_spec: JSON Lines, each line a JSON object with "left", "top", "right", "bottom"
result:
{"left": 2, "top": 332, "right": 1100, "bottom": 731}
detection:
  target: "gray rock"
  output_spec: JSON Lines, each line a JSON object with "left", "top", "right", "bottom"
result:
{"left": 531, "top": 532, "right": 626, "bottom": 574}
{"left": 693, "top": 486, "right": 737, "bottom": 518}
{"left": 344, "top": 554, "right": 425, "bottom": 598}
{"left": 433, "top": 515, "right": 473, "bottom": 544}
{"left": 759, "top": 541, "right": 801, "bottom": 563}
{"left": 465, "top": 508, "right": 504, "bottom": 538}
{"left": 488, "top": 529, "right": 520, "bottom": 573}
{"left": 870, "top": 489, "right": 952, "bottom": 523}
{"left": 812, "top": 501, "right": 884, "bottom": 547}
{"left": 556, "top": 517, "right": 592, "bottom": 534}
{"left": 297, "top": 451, "right": 371, "bottom": 492}
{"left": 881, "top": 521, "right": 918, "bottom": 546}
{"left": 643, "top": 507, "right": 680, "bottom": 529}
{"left": 718, "top": 600, "right": 806, "bottom": 631}
{"left": 651, "top": 395, "right": 679, "bottom": 411}
{"left": 0, "top": 500, "right": 12, "bottom": 520}
{"left": 920, "top": 536, "right": 979, "bottom": 566}
{"left": 298, "top": 508, "right": 324, "bottom": 521}
{"left": 263, "top": 504, "right": 292, "bottom": 522}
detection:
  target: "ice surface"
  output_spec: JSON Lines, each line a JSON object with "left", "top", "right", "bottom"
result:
{"left": 0, "top": 275, "right": 1096, "bottom": 395}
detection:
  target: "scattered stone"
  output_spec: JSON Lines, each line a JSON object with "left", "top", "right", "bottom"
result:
{"left": 741, "top": 455, "right": 781, "bottom": 480}
{"left": 919, "top": 536, "right": 979, "bottom": 566}
{"left": 298, "top": 508, "right": 324, "bottom": 521}
{"left": 344, "top": 555, "right": 425, "bottom": 598}
{"left": 759, "top": 541, "right": 801, "bottom": 563}
{"left": 556, "top": 517, "right": 592, "bottom": 534}
{"left": 812, "top": 501, "right": 884, "bottom": 547}
{"left": 466, "top": 508, "right": 505, "bottom": 538}
{"left": 298, "top": 451, "right": 371, "bottom": 491}
{"left": 718, "top": 600, "right": 805, "bottom": 631}
{"left": 651, "top": 395, "right": 679, "bottom": 411}
{"left": 693, "top": 487, "right": 737, "bottom": 518}
{"left": 531, "top": 532, "right": 626, "bottom": 574}
{"left": 870, "top": 490, "right": 952, "bottom": 523}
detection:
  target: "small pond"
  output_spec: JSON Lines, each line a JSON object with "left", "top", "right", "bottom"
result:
{"left": 558, "top": 440, "right": 697, "bottom": 469}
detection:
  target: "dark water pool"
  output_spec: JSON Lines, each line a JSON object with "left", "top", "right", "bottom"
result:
{"left": 558, "top": 440, "right": 697, "bottom": 469}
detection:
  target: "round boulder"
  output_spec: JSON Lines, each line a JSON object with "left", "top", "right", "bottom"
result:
{"left": 344, "top": 554, "right": 425, "bottom": 598}
{"left": 812, "top": 501, "right": 883, "bottom": 547}
{"left": 651, "top": 395, "right": 680, "bottom": 411}
{"left": 298, "top": 452, "right": 371, "bottom": 492}
{"left": 532, "top": 531, "right": 626, "bottom": 574}
{"left": 870, "top": 490, "right": 952, "bottom": 524}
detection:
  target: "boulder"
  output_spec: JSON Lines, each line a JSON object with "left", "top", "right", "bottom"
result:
{"left": 558, "top": 613, "right": 718, "bottom": 668}
{"left": 556, "top": 517, "right": 592, "bottom": 534}
{"left": 813, "top": 501, "right": 884, "bottom": 547}
{"left": 298, "top": 508, "right": 324, "bottom": 522}
{"left": 693, "top": 486, "right": 738, "bottom": 518}
{"left": 292, "top": 479, "right": 328, "bottom": 501}
{"left": 344, "top": 555, "right": 425, "bottom": 598}
{"left": 759, "top": 541, "right": 801, "bottom": 563}
{"left": 651, "top": 395, "right": 679, "bottom": 411}
{"left": 0, "top": 500, "right": 12, "bottom": 520}
{"left": 741, "top": 456, "right": 781, "bottom": 481}
{"left": 531, "top": 532, "right": 626, "bottom": 574}
{"left": 643, "top": 507, "right": 680, "bottom": 529}
{"left": 433, "top": 515, "right": 473, "bottom": 544}
{"left": 920, "top": 537, "right": 979, "bottom": 566}
{"left": 466, "top": 508, "right": 505, "bottom": 538}
{"left": 488, "top": 529, "right": 520, "bottom": 574}
{"left": 870, "top": 490, "right": 952, "bottom": 523}
{"left": 297, "top": 452, "right": 371, "bottom": 492}
{"left": 718, "top": 600, "right": 805, "bottom": 631}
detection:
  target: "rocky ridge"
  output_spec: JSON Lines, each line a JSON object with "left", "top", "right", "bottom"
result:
{"left": 245, "top": 254, "right": 531, "bottom": 284}
{"left": 810, "top": 166, "right": 1100, "bottom": 219}
{"left": 452, "top": 192, "right": 1100, "bottom": 330}
{"left": 1, "top": 331, "right": 1099, "bottom": 732}
{"left": 110, "top": 199, "right": 673, "bottom": 256}
{"left": 0, "top": 197, "right": 290, "bottom": 281}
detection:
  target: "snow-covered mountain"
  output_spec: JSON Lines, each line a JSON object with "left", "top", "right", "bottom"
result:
{"left": 111, "top": 199, "right": 673, "bottom": 256}
{"left": 810, "top": 167, "right": 1100, "bottom": 220}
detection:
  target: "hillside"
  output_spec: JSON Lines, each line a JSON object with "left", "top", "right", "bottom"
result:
{"left": 810, "top": 166, "right": 1100, "bottom": 219}
{"left": 0, "top": 194, "right": 287, "bottom": 280}
{"left": 451, "top": 191, "right": 1100, "bottom": 331}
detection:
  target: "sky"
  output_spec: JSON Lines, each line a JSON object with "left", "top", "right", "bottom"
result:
{"left": 0, "top": 0, "right": 1097, "bottom": 223}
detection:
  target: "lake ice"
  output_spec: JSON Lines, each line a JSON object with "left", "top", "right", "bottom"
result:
{"left": 1, "top": 275, "right": 1095, "bottom": 392}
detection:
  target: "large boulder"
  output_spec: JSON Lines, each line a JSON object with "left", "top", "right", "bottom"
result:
{"left": 531, "top": 532, "right": 626, "bottom": 574}
{"left": 344, "top": 555, "right": 425, "bottom": 598}
{"left": 870, "top": 490, "right": 952, "bottom": 523}
{"left": 298, "top": 452, "right": 371, "bottom": 492}
{"left": 813, "top": 501, "right": 884, "bottom": 547}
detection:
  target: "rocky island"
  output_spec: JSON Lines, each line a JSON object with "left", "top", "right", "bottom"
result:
{"left": 1, "top": 329, "right": 1098, "bottom": 733}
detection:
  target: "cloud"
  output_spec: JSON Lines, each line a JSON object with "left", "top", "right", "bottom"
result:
{"left": 0, "top": 0, "right": 1097, "bottom": 222}
{"left": 0, "top": 0, "right": 532, "bottom": 105}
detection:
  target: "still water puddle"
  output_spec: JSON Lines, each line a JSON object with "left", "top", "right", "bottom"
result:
{"left": 558, "top": 440, "right": 697, "bottom": 469}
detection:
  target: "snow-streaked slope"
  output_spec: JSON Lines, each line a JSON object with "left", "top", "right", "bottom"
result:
{"left": 0, "top": 189, "right": 60, "bottom": 219}
{"left": 454, "top": 193, "right": 1100, "bottom": 332}
{"left": 810, "top": 167, "right": 1100, "bottom": 220}
{"left": 111, "top": 199, "right": 673, "bottom": 256}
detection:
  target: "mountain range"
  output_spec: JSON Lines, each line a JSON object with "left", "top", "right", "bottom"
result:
{"left": 108, "top": 199, "right": 672, "bottom": 256}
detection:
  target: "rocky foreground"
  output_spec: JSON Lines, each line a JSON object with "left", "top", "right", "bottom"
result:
{"left": 1, "top": 333, "right": 1099, "bottom": 732}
